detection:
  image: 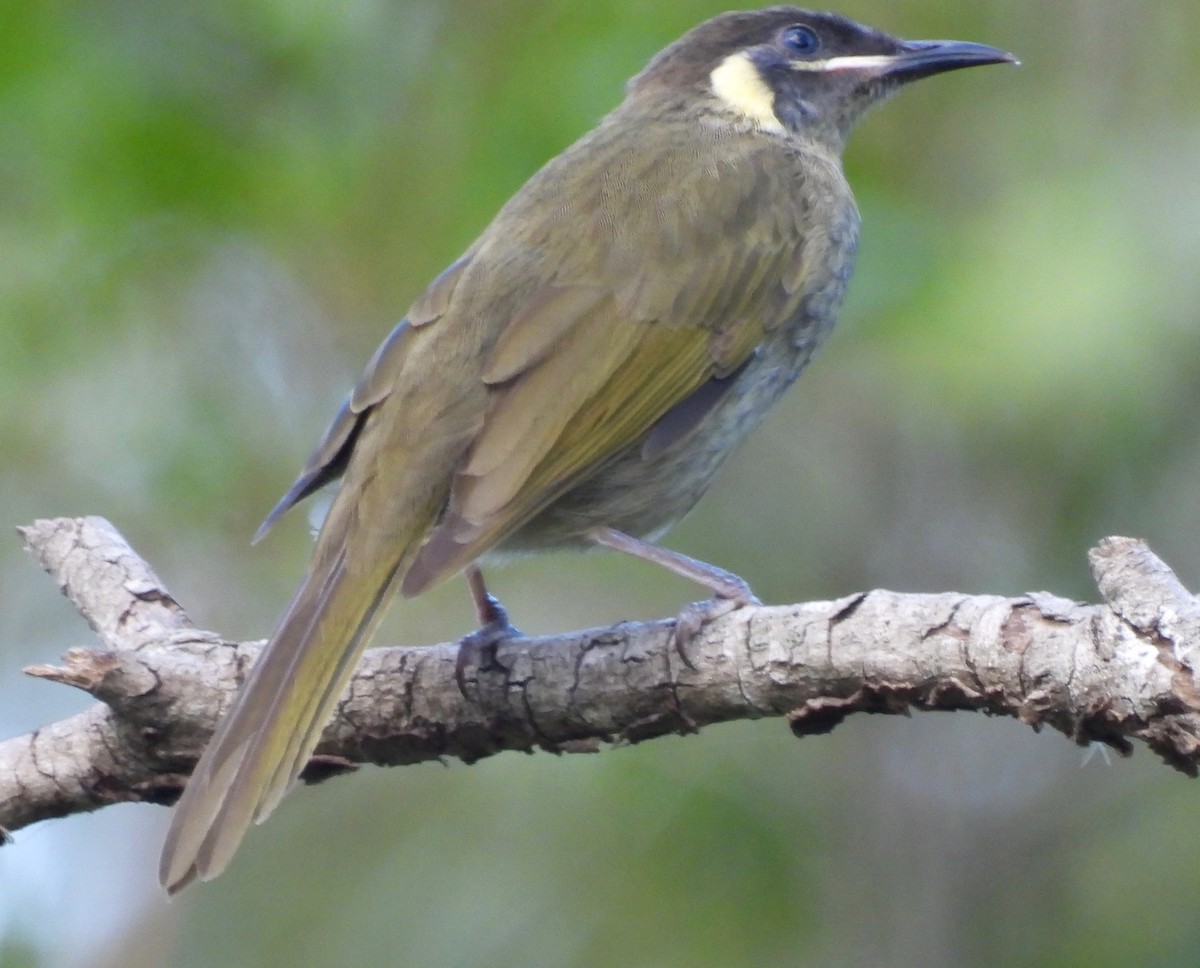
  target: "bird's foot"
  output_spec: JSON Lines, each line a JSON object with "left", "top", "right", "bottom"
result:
{"left": 672, "top": 574, "right": 761, "bottom": 669}
{"left": 455, "top": 612, "right": 523, "bottom": 699}
{"left": 456, "top": 566, "right": 524, "bottom": 698}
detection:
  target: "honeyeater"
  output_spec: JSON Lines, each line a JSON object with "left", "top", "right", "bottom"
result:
{"left": 160, "top": 6, "right": 1014, "bottom": 892}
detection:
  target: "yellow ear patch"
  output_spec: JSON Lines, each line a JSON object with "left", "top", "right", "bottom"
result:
{"left": 709, "top": 51, "right": 784, "bottom": 134}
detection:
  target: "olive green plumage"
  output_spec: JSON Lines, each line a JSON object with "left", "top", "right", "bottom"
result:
{"left": 160, "top": 6, "right": 1013, "bottom": 892}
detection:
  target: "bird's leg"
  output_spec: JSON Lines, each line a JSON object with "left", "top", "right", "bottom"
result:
{"left": 465, "top": 564, "right": 507, "bottom": 627}
{"left": 455, "top": 564, "right": 523, "bottom": 698}
{"left": 584, "top": 526, "right": 761, "bottom": 667}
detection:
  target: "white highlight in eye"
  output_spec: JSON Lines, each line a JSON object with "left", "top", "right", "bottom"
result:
{"left": 709, "top": 51, "right": 785, "bottom": 134}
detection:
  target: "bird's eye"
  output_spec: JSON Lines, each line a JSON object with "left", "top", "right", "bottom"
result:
{"left": 780, "top": 25, "right": 820, "bottom": 57}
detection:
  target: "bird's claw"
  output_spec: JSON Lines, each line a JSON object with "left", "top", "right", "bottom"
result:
{"left": 455, "top": 601, "right": 523, "bottom": 699}
{"left": 672, "top": 582, "right": 761, "bottom": 669}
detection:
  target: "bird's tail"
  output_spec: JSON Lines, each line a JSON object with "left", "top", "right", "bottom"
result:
{"left": 159, "top": 533, "right": 403, "bottom": 894}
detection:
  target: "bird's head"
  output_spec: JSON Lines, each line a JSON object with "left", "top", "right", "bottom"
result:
{"left": 628, "top": 7, "right": 1016, "bottom": 149}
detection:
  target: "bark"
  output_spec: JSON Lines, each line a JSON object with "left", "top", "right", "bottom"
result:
{"left": 3, "top": 516, "right": 1199, "bottom": 840}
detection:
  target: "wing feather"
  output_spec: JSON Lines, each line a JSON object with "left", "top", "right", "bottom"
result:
{"left": 254, "top": 253, "right": 475, "bottom": 541}
{"left": 482, "top": 284, "right": 606, "bottom": 385}
{"left": 401, "top": 320, "right": 716, "bottom": 595}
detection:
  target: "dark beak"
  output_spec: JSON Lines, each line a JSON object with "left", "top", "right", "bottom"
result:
{"left": 887, "top": 39, "right": 1018, "bottom": 81}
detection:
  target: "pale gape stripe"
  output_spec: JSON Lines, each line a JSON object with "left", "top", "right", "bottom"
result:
{"left": 789, "top": 54, "right": 898, "bottom": 73}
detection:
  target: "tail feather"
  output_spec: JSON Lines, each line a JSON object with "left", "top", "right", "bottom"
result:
{"left": 159, "top": 543, "right": 401, "bottom": 894}
{"left": 259, "top": 566, "right": 397, "bottom": 820}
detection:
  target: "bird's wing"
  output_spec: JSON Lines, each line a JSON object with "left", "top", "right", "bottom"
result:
{"left": 400, "top": 137, "right": 816, "bottom": 594}
{"left": 252, "top": 129, "right": 817, "bottom": 601}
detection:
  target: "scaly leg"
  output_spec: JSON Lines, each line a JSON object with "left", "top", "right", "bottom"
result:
{"left": 585, "top": 526, "right": 761, "bottom": 665}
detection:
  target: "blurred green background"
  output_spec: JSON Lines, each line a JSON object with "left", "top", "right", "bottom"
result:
{"left": 2, "top": 1, "right": 1199, "bottom": 965}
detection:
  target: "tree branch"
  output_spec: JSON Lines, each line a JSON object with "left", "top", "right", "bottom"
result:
{"left": 3, "top": 517, "right": 1199, "bottom": 840}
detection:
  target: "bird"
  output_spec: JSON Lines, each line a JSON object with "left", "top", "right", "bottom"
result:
{"left": 159, "top": 6, "right": 1014, "bottom": 892}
